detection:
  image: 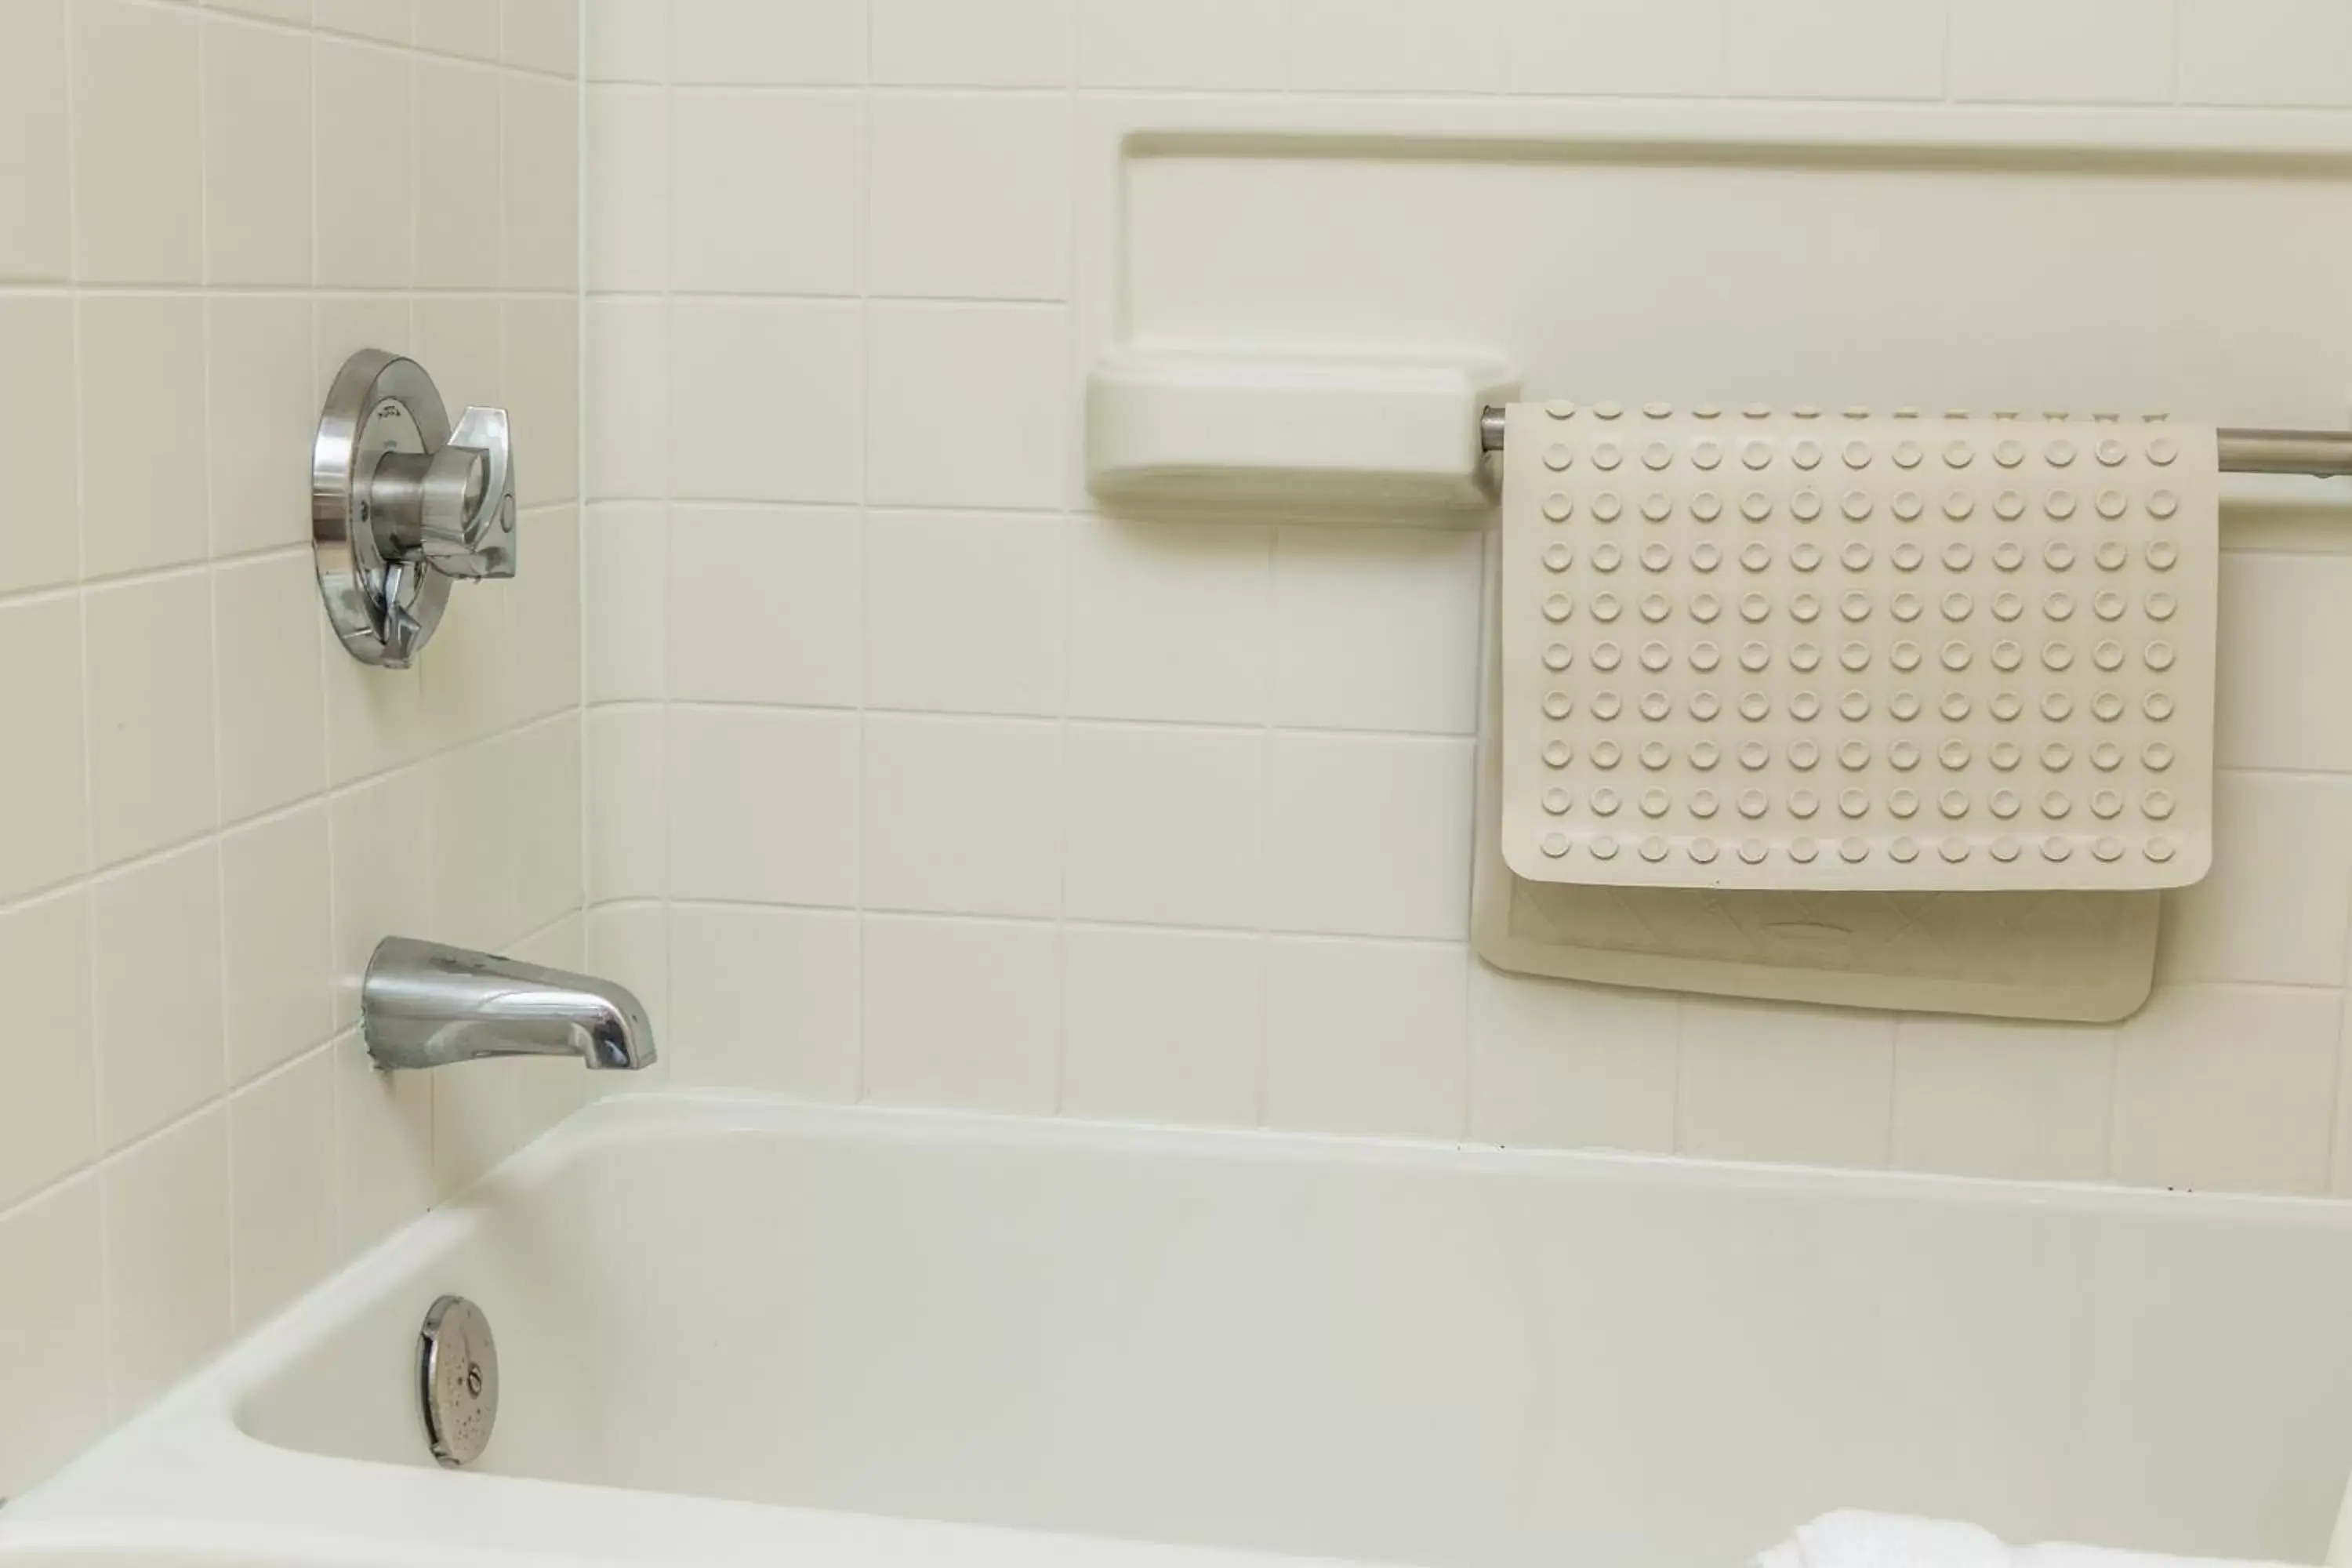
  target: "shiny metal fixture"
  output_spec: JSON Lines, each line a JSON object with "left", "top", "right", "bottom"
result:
{"left": 314, "top": 350, "right": 517, "bottom": 667}
{"left": 1477, "top": 406, "right": 2352, "bottom": 477}
{"left": 362, "top": 938, "right": 658, "bottom": 1073}
{"left": 419, "top": 1294, "right": 499, "bottom": 1468}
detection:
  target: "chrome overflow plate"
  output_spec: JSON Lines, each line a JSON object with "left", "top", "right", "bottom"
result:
{"left": 418, "top": 1294, "right": 499, "bottom": 1468}
{"left": 314, "top": 350, "right": 517, "bottom": 669}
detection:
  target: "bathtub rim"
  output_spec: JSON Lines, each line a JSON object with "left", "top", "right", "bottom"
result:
{"left": 8, "top": 1087, "right": 2352, "bottom": 1568}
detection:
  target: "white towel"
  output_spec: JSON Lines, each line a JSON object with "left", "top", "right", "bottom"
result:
{"left": 1759, "top": 1512, "right": 2301, "bottom": 1568}
{"left": 1759, "top": 1511, "right": 2012, "bottom": 1568}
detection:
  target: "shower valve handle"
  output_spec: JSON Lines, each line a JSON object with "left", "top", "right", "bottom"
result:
{"left": 417, "top": 406, "right": 517, "bottom": 580}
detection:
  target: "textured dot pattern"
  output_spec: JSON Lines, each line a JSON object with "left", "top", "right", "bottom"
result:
{"left": 1501, "top": 405, "right": 2216, "bottom": 891}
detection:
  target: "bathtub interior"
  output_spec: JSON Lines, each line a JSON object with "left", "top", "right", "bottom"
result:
{"left": 234, "top": 1104, "right": 2352, "bottom": 1568}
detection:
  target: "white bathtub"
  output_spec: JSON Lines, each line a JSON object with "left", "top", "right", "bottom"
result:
{"left": 8, "top": 1091, "right": 2352, "bottom": 1568}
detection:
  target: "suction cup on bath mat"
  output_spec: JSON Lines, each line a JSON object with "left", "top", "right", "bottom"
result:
{"left": 418, "top": 1294, "right": 499, "bottom": 1468}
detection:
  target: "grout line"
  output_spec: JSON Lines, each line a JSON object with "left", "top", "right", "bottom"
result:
{"left": 586, "top": 493, "right": 1051, "bottom": 517}
{"left": 583, "top": 692, "right": 2352, "bottom": 786}
{"left": 845, "top": 0, "right": 873, "bottom": 1107}
{"left": 1938, "top": 0, "right": 1955, "bottom": 104}
{"left": 594, "top": 288, "right": 1077, "bottom": 307}
{"left": 1052, "top": 0, "right": 1084, "bottom": 1120}
{"left": 194, "top": 0, "right": 249, "bottom": 1340}
{"left": 2169, "top": 0, "right": 2186, "bottom": 107}
{"left": 2090, "top": 1021, "right": 2121, "bottom": 1185}
{"left": 655, "top": 699, "right": 1480, "bottom": 742}
{"left": 1456, "top": 525, "right": 1494, "bottom": 1141}
{"left": 57, "top": 0, "right": 125, "bottom": 1430}
{"left": 0, "top": 548, "right": 314, "bottom": 612}
{"left": 2324, "top": 857, "right": 2352, "bottom": 1192}
{"left": 571, "top": 0, "right": 593, "bottom": 1083}
{"left": 2325, "top": 989, "right": 2352, "bottom": 1196}
{"left": 307, "top": 0, "right": 350, "bottom": 1242}
{"left": 317, "top": 600, "right": 358, "bottom": 1267}
{"left": 0, "top": 282, "right": 583, "bottom": 301}
{"left": 637, "top": 898, "right": 1482, "bottom": 949}
{"left": 655, "top": 0, "right": 679, "bottom": 1098}
{"left": 1253, "top": 529, "right": 1279, "bottom": 1128}
{"left": 1871, "top": 1009, "right": 1898, "bottom": 1171}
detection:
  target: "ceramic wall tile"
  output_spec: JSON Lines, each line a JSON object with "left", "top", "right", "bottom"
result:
{"left": 874, "top": 0, "right": 1074, "bottom": 85}
{"left": 1951, "top": 0, "right": 2177, "bottom": 103}
{"left": 203, "top": 16, "right": 311, "bottom": 285}
{"left": 0, "top": 891, "right": 96, "bottom": 1210}
{"left": 667, "top": 905, "right": 862, "bottom": 1097}
{"left": 868, "top": 95, "right": 1072, "bottom": 301}
{"left": 73, "top": 0, "right": 203, "bottom": 284}
{"left": 0, "top": 0, "right": 585, "bottom": 1500}
{"left": 670, "top": 93, "right": 862, "bottom": 295}
{"left": 1062, "top": 926, "right": 1265, "bottom": 1127}
{"left": 1261, "top": 938, "right": 1470, "bottom": 1140}
{"left": 228, "top": 1048, "right": 341, "bottom": 1328}
{"left": 103, "top": 1108, "right": 232, "bottom": 1410}
{"left": 862, "top": 916, "right": 1062, "bottom": 1112}
{"left": 1722, "top": 0, "right": 1949, "bottom": 99}
{"left": 2180, "top": 0, "right": 2352, "bottom": 107}
{"left": 1063, "top": 723, "right": 1265, "bottom": 929}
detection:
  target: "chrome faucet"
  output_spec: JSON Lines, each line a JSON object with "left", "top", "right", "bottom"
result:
{"left": 362, "top": 938, "right": 657, "bottom": 1073}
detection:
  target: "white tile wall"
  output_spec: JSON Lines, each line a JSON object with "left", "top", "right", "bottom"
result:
{"left": 862, "top": 913, "right": 1064, "bottom": 1111}
{"left": 867, "top": 94, "right": 1070, "bottom": 300}
{"left": 667, "top": 506, "right": 859, "bottom": 705}
{"left": 667, "top": 903, "right": 861, "bottom": 1095}
{"left": 1950, "top": 0, "right": 2179, "bottom": 104}
{"left": 1504, "top": 0, "right": 1725, "bottom": 98}
{"left": 1270, "top": 527, "right": 1483, "bottom": 736}
{"left": 1722, "top": 0, "right": 1949, "bottom": 100}
{"left": 1074, "top": 0, "right": 1280, "bottom": 91}
{"left": 1265, "top": 733, "right": 1473, "bottom": 942}
{"left": 102, "top": 1105, "right": 231, "bottom": 1414}
{"left": 1065, "top": 519, "right": 1272, "bottom": 723}
{"left": 1468, "top": 966, "right": 1679, "bottom": 1152}
{"left": 1283, "top": 0, "right": 1505, "bottom": 95}
{"left": 0, "top": 300, "right": 80, "bottom": 593}
{"left": 1677, "top": 1000, "right": 1898, "bottom": 1169}
{"left": 667, "top": 299, "right": 862, "bottom": 503}
{"left": 582, "top": 0, "right": 2352, "bottom": 1229}
{"left": 1891, "top": 1015, "right": 2115, "bottom": 1183}
{"left": 872, "top": 0, "right": 1073, "bottom": 88}
{"left": 666, "top": 707, "right": 859, "bottom": 902}
{"left": 866, "top": 303, "right": 1069, "bottom": 509}
{"left": 2180, "top": 0, "right": 2352, "bottom": 108}
{"left": 862, "top": 512, "right": 1065, "bottom": 716}
{"left": 1063, "top": 722, "right": 1265, "bottom": 927}
{"left": 0, "top": 1180, "right": 110, "bottom": 1489}
{"left": 2111, "top": 985, "right": 2343, "bottom": 1194}
{"left": 862, "top": 715, "right": 1063, "bottom": 918}
{"left": 670, "top": 93, "right": 862, "bottom": 295}
{"left": 0, "top": 0, "right": 582, "bottom": 1500}
{"left": 0, "top": 893, "right": 98, "bottom": 1212}
{"left": 666, "top": 0, "right": 864, "bottom": 86}
{"left": 1261, "top": 938, "right": 1470, "bottom": 1139}
{"left": 1062, "top": 925, "right": 1265, "bottom": 1126}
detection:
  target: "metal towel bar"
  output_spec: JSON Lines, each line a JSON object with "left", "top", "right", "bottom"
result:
{"left": 1475, "top": 408, "right": 2352, "bottom": 478}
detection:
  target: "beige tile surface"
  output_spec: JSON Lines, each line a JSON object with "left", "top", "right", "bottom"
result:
{"left": 0, "top": 0, "right": 583, "bottom": 1497}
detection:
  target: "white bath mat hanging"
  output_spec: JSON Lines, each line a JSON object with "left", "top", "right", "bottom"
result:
{"left": 1497, "top": 401, "right": 2218, "bottom": 892}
